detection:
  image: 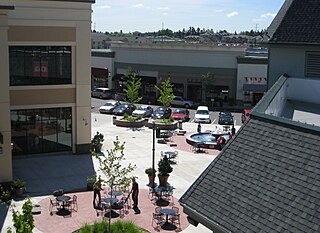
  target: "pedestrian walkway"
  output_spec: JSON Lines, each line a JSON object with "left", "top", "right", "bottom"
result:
{"left": 1, "top": 113, "right": 240, "bottom": 232}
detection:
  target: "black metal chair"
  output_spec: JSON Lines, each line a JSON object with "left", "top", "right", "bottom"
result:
{"left": 152, "top": 207, "right": 164, "bottom": 231}
{"left": 68, "top": 194, "right": 78, "bottom": 212}
{"left": 49, "top": 198, "right": 61, "bottom": 215}
{"left": 170, "top": 206, "right": 181, "bottom": 229}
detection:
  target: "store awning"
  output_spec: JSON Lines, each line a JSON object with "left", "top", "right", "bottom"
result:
{"left": 243, "top": 84, "right": 267, "bottom": 92}
{"left": 112, "top": 74, "right": 156, "bottom": 84}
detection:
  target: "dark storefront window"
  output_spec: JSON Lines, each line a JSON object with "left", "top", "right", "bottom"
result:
{"left": 9, "top": 46, "right": 71, "bottom": 86}
{"left": 11, "top": 107, "right": 72, "bottom": 156}
{"left": 172, "top": 83, "right": 184, "bottom": 97}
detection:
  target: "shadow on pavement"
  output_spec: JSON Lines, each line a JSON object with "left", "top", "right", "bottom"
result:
{"left": 12, "top": 153, "right": 95, "bottom": 197}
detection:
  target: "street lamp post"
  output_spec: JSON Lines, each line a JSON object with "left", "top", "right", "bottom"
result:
{"left": 152, "top": 120, "right": 156, "bottom": 189}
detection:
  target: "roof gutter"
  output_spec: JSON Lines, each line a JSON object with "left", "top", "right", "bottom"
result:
{"left": 180, "top": 203, "right": 232, "bottom": 233}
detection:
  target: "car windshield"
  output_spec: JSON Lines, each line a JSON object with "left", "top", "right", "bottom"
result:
{"left": 137, "top": 106, "right": 148, "bottom": 110}
{"left": 196, "top": 110, "right": 209, "bottom": 115}
{"left": 155, "top": 107, "right": 165, "bottom": 113}
{"left": 220, "top": 112, "right": 232, "bottom": 116}
{"left": 174, "top": 109, "right": 186, "bottom": 114}
{"left": 117, "top": 105, "right": 127, "bottom": 109}
{"left": 104, "top": 102, "right": 115, "bottom": 106}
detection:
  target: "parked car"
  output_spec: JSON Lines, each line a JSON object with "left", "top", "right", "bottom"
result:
{"left": 91, "top": 87, "right": 114, "bottom": 99}
{"left": 218, "top": 112, "right": 234, "bottom": 125}
{"left": 171, "top": 108, "right": 190, "bottom": 122}
{"left": 170, "top": 96, "right": 195, "bottom": 108}
{"left": 241, "top": 109, "right": 252, "bottom": 123}
{"left": 99, "top": 101, "right": 121, "bottom": 114}
{"left": 194, "top": 106, "right": 211, "bottom": 123}
{"left": 132, "top": 105, "right": 153, "bottom": 118}
{"left": 113, "top": 103, "right": 136, "bottom": 116}
{"left": 151, "top": 107, "right": 172, "bottom": 119}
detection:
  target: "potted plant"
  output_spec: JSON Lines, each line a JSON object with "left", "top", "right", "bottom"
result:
{"left": 12, "top": 179, "right": 26, "bottom": 197}
{"left": 157, "top": 155, "right": 173, "bottom": 187}
{"left": 91, "top": 131, "right": 104, "bottom": 153}
{"left": 145, "top": 168, "right": 157, "bottom": 185}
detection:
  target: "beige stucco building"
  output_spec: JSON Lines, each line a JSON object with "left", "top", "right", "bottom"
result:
{"left": 0, "top": 0, "right": 94, "bottom": 183}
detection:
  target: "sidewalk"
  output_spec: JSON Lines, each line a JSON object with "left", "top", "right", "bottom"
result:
{"left": 1, "top": 113, "right": 240, "bottom": 232}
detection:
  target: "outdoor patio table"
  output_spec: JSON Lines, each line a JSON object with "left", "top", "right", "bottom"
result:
{"left": 56, "top": 195, "right": 71, "bottom": 215}
{"left": 160, "top": 208, "right": 177, "bottom": 230}
{"left": 103, "top": 197, "right": 118, "bottom": 204}
{"left": 108, "top": 191, "right": 122, "bottom": 198}
{"left": 162, "top": 150, "right": 177, "bottom": 163}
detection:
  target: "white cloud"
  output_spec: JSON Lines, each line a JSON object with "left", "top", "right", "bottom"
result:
{"left": 214, "top": 9, "right": 223, "bottom": 13}
{"left": 132, "top": 3, "right": 144, "bottom": 8}
{"left": 226, "top": 11, "right": 238, "bottom": 17}
{"left": 260, "top": 13, "right": 276, "bottom": 18}
{"left": 98, "top": 5, "right": 111, "bottom": 9}
{"left": 157, "top": 7, "right": 169, "bottom": 10}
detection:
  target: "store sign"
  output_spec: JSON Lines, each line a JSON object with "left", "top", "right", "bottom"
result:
{"left": 33, "top": 61, "right": 48, "bottom": 77}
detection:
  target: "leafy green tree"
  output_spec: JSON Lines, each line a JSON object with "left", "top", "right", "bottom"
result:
{"left": 9, "top": 197, "right": 34, "bottom": 233}
{"left": 202, "top": 72, "right": 215, "bottom": 103}
{"left": 155, "top": 78, "right": 174, "bottom": 110}
{"left": 92, "top": 136, "right": 137, "bottom": 232}
{"left": 124, "top": 67, "right": 142, "bottom": 110}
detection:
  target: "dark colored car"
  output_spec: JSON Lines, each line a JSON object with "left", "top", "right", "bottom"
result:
{"left": 171, "top": 108, "right": 190, "bottom": 122}
{"left": 218, "top": 112, "right": 234, "bottom": 125}
{"left": 113, "top": 103, "right": 136, "bottom": 116}
{"left": 151, "top": 107, "right": 172, "bottom": 119}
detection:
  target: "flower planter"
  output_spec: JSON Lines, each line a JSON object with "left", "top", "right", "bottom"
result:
{"left": 114, "top": 118, "right": 146, "bottom": 128}
{"left": 145, "top": 121, "right": 177, "bottom": 130}
{"left": 158, "top": 175, "right": 169, "bottom": 187}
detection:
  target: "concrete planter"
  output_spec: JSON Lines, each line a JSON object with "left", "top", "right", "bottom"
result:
{"left": 114, "top": 118, "right": 147, "bottom": 128}
{"left": 145, "top": 121, "right": 177, "bottom": 130}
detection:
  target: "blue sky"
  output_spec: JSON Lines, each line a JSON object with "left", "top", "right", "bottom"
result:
{"left": 92, "top": 0, "right": 285, "bottom": 33}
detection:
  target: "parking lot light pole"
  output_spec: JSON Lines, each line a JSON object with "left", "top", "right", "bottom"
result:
{"left": 152, "top": 120, "right": 156, "bottom": 189}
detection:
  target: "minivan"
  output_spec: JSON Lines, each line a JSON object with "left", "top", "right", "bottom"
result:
{"left": 91, "top": 88, "right": 114, "bottom": 99}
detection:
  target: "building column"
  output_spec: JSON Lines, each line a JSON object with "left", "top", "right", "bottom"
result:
{"left": 75, "top": 21, "right": 92, "bottom": 154}
{"left": 0, "top": 14, "right": 12, "bottom": 182}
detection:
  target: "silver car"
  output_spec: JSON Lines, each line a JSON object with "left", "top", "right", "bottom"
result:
{"left": 132, "top": 105, "right": 153, "bottom": 117}
{"left": 99, "top": 101, "right": 120, "bottom": 114}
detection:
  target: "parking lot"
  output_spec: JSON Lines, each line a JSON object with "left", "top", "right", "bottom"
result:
{"left": 91, "top": 98, "right": 243, "bottom": 126}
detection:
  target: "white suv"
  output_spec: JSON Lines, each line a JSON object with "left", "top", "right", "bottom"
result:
{"left": 194, "top": 106, "right": 211, "bottom": 123}
{"left": 171, "top": 96, "right": 194, "bottom": 108}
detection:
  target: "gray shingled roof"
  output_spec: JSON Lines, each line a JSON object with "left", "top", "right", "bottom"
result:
{"left": 180, "top": 117, "right": 320, "bottom": 233}
{"left": 269, "top": 0, "right": 320, "bottom": 44}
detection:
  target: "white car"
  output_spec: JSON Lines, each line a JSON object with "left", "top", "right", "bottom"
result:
{"left": 99, "top": 101, "right": 120, "bottom": 114}
{"left": 132, "top": 105, "right": 153, "bottom": 117}
{"left": 194, "top": 106, "right": 211, "bottom": 123}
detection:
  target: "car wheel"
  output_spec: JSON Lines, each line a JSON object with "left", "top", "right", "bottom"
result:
{"left": 184, "top": 104, "right": 190, "bottom": 108}
{"left": 99, "top": 95, "right": 102, "bottom": 99}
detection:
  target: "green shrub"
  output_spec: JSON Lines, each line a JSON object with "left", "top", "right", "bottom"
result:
{"left": 78, "top": 220, "right": 147, "bottom": 233}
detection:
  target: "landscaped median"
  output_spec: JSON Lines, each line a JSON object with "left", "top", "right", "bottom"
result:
{"left": 113, "top": 116, "right": 147, "bottom": 128}
{"left": 113, "top": 116, "right": 178, "bottom": 131}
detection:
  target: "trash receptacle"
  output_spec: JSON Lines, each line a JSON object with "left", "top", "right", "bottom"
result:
{"left": 178, "top": 120, "right": 183, "bottom": 130}
{"left": 113, "top": 116, "right": 116, "bottom": 125}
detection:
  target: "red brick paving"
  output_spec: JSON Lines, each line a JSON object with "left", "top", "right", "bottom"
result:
{"left": 34, "top": 189, "right": 189, "bottom": 233}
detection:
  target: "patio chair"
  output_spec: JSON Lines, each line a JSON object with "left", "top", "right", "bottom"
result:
{"left": 152, "top": 207, "right": 164, "bottom": 231}
{"left": 49, "top": 198, "right": 61, "bottom": 215}
{"left": 52, "top": 189, "right": 64, "bottom": 197}
{"left": 170, "top": 206, "right": 181, "bottom": 228}
{"left": 68, "top": 194, "right": 78, "bottom": 212}
{"left": 94, "top": 201, "right": 109, "bottom": 218}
